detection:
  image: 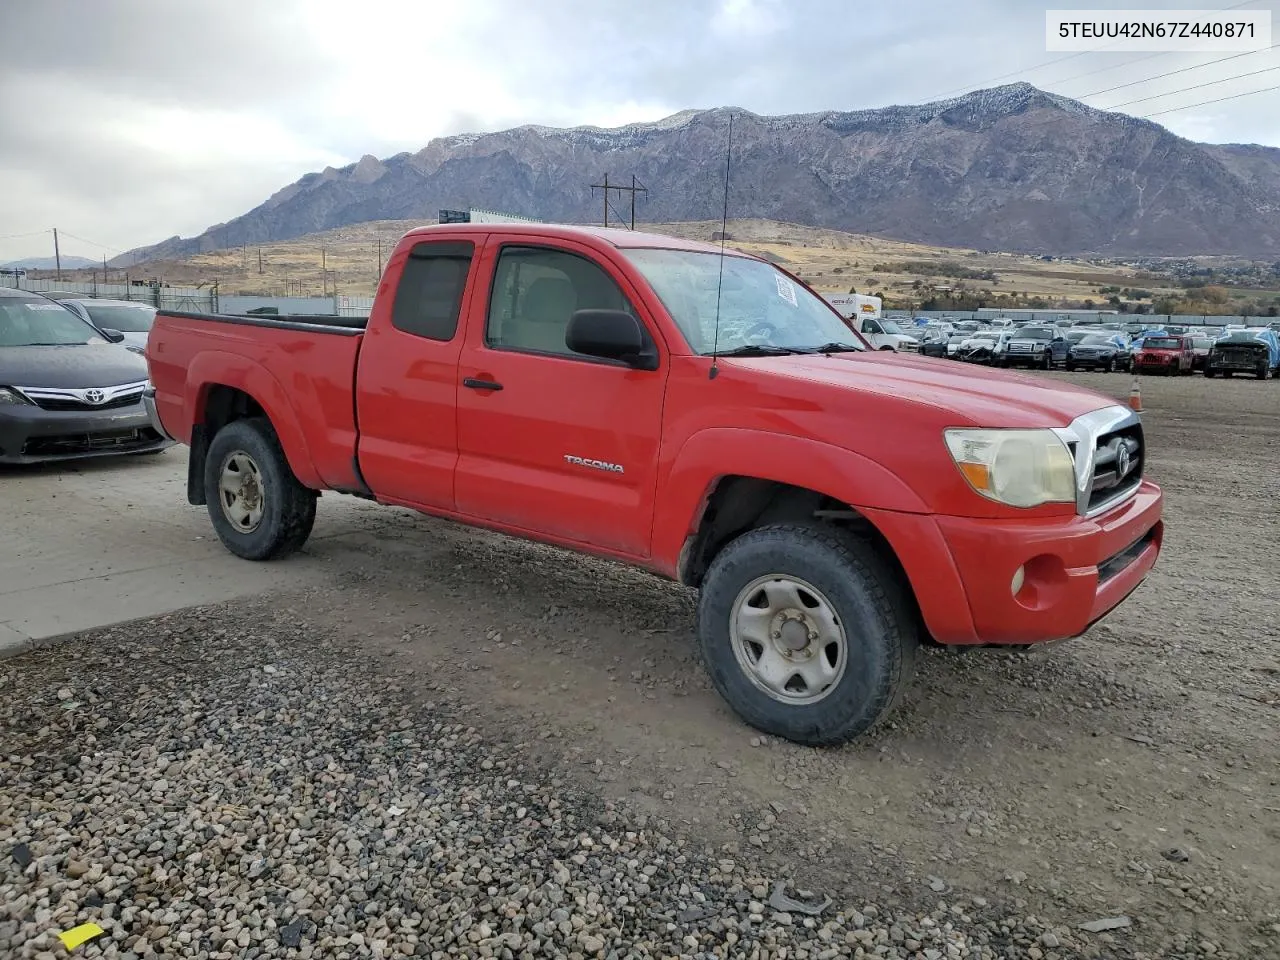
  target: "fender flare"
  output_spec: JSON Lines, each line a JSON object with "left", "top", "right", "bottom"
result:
{"left": 185, "top": 350, "right": 323, "bottom": 489}
{"left": 653, "top": 427, "right": 929, "bottom": 577}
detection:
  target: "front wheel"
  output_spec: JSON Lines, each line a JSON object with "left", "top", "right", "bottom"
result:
{"left": 696, "top": 523, "right": 918, "bottom": 746}
{"left": 203, "top": 417, "right": 317, "bottom": 561}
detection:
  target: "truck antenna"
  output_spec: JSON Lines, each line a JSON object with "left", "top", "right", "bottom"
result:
{"left": 708, "top": 111, "right": 733, "bottom": 380}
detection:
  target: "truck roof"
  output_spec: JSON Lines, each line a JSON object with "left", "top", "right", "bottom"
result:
{"left": 399, "top": 222, "right": 755, "bottom": 257}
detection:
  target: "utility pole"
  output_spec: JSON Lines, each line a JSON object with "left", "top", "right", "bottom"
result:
{"left": 589, "top": 174, "right": 648, "bottom": 229}
{"left": 321, "top": 247, "right": 327, "bottom": 297}
{"left": 376, "top": 237, "right": 383, "bottom": 277}
{"left": 258, "top": 247, "right": 263, "bottom": 274}
{"left": 53, "top": 228, "right": 62, "bottom": 279}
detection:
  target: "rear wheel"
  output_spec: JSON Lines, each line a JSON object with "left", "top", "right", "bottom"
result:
{"left": 1104, "top": 358, "right": 1115, "bottom": 373}
{"left": 696, "top": 523, "right": 918, "bottom": 746}
{"left": 203, "top": 417, "right": 317, "bottom": 561}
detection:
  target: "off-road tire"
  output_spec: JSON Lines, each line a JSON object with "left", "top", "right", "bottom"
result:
{"left": 204, "top": 417, "right": 317, "bottom": 561}
{"left": 696, "top": 522, "right": 919, "bottom": 747}
{"left": 1065, "top": 361, "right": 1076, "bottom": 372}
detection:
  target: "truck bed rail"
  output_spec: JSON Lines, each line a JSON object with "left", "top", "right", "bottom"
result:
{"left": 156, "top": 310, "right": 367, "bottom": 336}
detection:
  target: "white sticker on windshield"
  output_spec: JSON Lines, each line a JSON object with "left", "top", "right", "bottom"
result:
{"left": 26, "top": 303, "right": 66, "bottom": 310}
{"left": 774, "top": 274, "right": 797, "bottom": 306}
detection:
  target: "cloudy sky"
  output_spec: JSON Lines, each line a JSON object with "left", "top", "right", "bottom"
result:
{"left": 3, "top": 0, "right": 1278, "bottom": 262}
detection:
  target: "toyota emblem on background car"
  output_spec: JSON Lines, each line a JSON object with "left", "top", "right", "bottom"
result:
{"left": 83, "top": 389, "right": 106, "bottom": 404}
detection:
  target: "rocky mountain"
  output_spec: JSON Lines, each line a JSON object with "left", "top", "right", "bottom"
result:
{"left": 113, "top": 82, "right": 1280, "bottom": 265}
{"left": 4, "top": 255, "right": 98, "bottom": 270}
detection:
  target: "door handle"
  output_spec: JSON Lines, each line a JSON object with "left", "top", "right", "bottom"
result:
{"left": 462, "top": 377, "right": 503, "bottom": 391}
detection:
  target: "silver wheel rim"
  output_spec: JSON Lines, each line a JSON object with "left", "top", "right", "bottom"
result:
{"left": 729, "top": 574, "right": 848, "bottom": 705}
{"left": 218, "top": 451, "right": 265, "bottom": 534}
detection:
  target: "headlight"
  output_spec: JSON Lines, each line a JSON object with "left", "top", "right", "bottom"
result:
{"left": 944, "top": 428, "right": 1077, "bottom": 508}
{"left": 0, "top": 387, "right": 32, "bottom": 405}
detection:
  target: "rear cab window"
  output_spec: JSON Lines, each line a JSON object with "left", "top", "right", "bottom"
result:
{"left": 390, "top": 240, "right": 476, "bottom": 341}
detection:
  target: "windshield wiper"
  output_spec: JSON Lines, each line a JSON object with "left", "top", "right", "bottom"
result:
{"left": 805, "top": 342, "right": 864, "bottom": 354}
{"left": 713, "top": 344, "right": 806, "bottom": 357}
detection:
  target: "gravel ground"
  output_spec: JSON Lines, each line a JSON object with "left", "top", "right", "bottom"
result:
{"left": 2, "top": 369, "right": 1278, "bottom": 960}
{"left": 4, "top": 612, "right": 1092, "bottom": 960}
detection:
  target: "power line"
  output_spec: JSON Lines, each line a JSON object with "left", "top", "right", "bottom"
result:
{"left": 55, "top": 230, "right": 125, "bottom": 254}
{"left": 922, "top": 0, "right": 1263, "bottom": 102}
{"left": 1141, "top": 81, "right": 1280, "bottom": 118}
{"left": 1047, "top": 51, "right": 1169, "bottom": 91}
{"left": 1076, "top": 43, "right": 1279, "bottom": 100}
{"left": 0, "top": 229, "right": 52, "bottom": 242}
{"left": 1106, "top": 63, "right": 1280, "bottom": 109}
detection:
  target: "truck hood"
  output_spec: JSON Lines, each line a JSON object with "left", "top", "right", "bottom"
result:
{"left": 0, "top": 343, "right": 149, "bottom": 389}
{"left": 734, "top": 351, "right": 1115, "bottom": 427}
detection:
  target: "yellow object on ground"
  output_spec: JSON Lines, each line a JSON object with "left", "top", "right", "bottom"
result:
{"left": 57, "top": 922, "right": 105, "bottom": 950}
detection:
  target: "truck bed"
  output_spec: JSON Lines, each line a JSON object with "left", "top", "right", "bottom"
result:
{"left": 148, "top": 309, "right": 366, "bottom": 493}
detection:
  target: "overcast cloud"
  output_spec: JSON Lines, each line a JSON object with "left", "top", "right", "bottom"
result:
{"left": 2, "top": 0, "right": 1278, "bottom": 262}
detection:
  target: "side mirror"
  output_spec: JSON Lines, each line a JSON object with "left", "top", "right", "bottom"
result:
{"left": 565, "top": 309, "right": 657, "bottom": 370}
{"left": 99, "top": 328, "right": 126, "bottom": 343}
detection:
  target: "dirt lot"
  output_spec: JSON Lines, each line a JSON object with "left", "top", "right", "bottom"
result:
{"left": 3, "top": 369, "right": 1278, "bottom": 958}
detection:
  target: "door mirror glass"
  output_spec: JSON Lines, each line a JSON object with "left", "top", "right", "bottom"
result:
{"left": 565, "top": 309, "right": 655, "bottom": 369}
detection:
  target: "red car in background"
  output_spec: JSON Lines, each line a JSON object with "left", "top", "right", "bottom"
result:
{"left": 1134, "top": 335, "right": 1193, "bottom": 375}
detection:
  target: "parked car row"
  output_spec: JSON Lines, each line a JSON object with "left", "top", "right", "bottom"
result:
{"left": 914, "top": 317, "right": 1280, "bottom": 380}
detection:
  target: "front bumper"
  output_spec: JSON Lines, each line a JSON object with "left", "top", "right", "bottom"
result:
{"left": 1002, "top": 347, "right": 1046, "bottom": 365}
{"left": 143, "top": 387, "right": 178, "bottom": 442}
{"left": 0, "top": 401, "right": 173, "bottom": 464}
{"left": 864, "top": 481, "right": 1164, "bottom": 646}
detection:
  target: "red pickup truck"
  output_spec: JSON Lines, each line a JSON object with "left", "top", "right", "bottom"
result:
{"left": 144, "top": 223, "right": 1163, "bottom": 746}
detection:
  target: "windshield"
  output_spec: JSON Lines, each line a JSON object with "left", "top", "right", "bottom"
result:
{"left": 1065, "top": 330, "right": 1091, "bottom": 342}
{"left": 1079, "top": 334, "right": 1114, "bottom": 345}
{"left": 0, "top": 296, "right": 106, "bottom": 346}
{"left": 880, "top": 319, "right": 908, "bottom": 336}
{"left": 1018, "top": 327, "right": 1055, "bottom": 340}
{"left": 81, "top": 302, "right": 156, "bottom": 332}
{"left": 1193, "top": 338, "right": 1213, "bottom": 349}
{"left": 621, "top": 248, "right": 865, "bottom": 354}
{"left": 1143, "top": 337, "right": 1181, "bottom": 349}
{"left": 1220, "top": 332, "right": 1263, "bottom": 344}
{"left": 968, "top": 332, "right": 997, "bottom": 342}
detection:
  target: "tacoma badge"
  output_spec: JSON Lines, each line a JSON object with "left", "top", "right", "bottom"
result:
{"left": 564, "top": 455, "right": 624, "bottom": 474}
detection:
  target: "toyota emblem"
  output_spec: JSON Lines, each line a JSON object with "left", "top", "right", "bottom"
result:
{"left": 83, "top": 388, "right": 106, "bottom": 405}
{"left": 1115, "top": 440, "right": 1131, "bottom": 478}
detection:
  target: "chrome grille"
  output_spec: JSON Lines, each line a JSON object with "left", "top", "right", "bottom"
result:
{"left": 1053, "top": 406, "right": 1145, "bottom": 517}
{"left": 15, "top": 381, "right": 148, "bottom": 412}
{"left": 1087, "top": 425, "right": 1143, "bottom": 511}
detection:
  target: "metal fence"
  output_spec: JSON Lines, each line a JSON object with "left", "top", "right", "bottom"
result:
{"left": 883, "top": 309, "right": 1276, "bottom": 328}
{"left": 8, "top": 276, "right": 216, "bottom": 313}
{"left": 8, "top": 276, "right": 1272, "bottom": 327}
{"left": 3, "top": 277, "right": 379, "bottom": 318}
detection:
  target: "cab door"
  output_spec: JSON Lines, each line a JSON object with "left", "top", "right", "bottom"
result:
{"left": 452, "top": 237, "right": 668, "bottom": 557}
{"left": 354, "top": 236, "right": 482, "bottom": 510}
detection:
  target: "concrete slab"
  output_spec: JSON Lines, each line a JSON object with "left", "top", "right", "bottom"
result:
{"left": 0, "top": 447, "right": 391, "bottom": 654}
